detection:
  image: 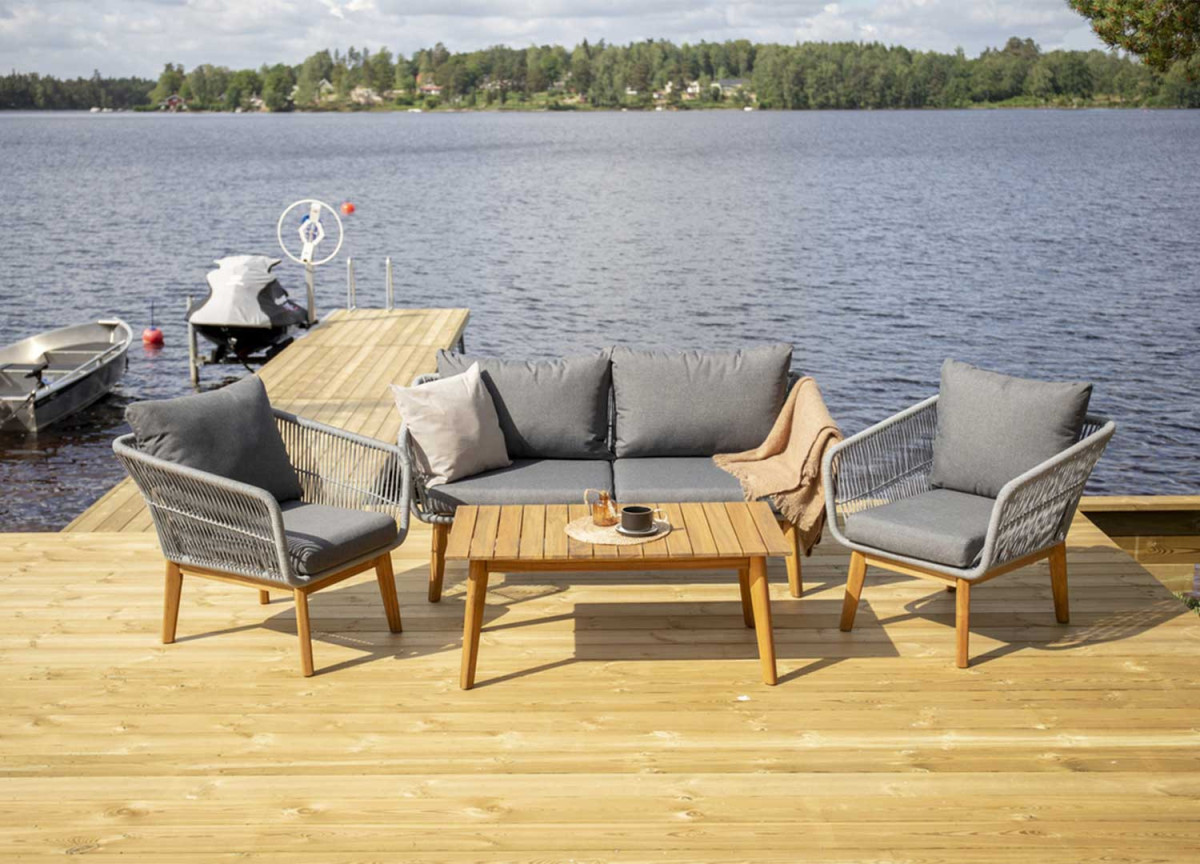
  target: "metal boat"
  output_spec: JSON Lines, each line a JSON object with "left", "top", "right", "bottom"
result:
{"left": 188, "top": 255, "right": 309, "bottom": 367}
{"left": 0, "top": 319, "right": 132, "bottom": 433}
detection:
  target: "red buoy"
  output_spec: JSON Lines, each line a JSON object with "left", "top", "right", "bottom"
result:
{"left": 142, "top": 326, "right": 164, "bottom": 345}
{"left": 340, "top": 201, "right": 356, "bottom": 215}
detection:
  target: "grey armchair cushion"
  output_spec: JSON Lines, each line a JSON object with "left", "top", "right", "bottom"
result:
{"left": 930, "top": 359, "right": 1092, "bottom": 498}
{"left": 426, "top": 459, "right": 613, "bottom": 508}
{"left": 437, "top": 350, "right": 611, "bottom": 460}
{"left": 611, "top": 344, "right": 792, "bottom": 458}
{"left": 613, "top": 457, "right": 745, "bottom": 503}
{"left": 280, "top": 501, "right": 397, "bottom": 576}
{"left": 126, "top": 375, "right": 302, "bottom": 502}
{"left": 842, "top": 489, "right": 996, "bottom": 569}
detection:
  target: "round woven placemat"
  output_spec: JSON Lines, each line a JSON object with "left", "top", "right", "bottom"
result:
{"left": 564, "top": 516, "right": 673, "bottom": 546}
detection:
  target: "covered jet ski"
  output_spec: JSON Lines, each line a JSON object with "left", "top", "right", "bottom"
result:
{"left": 188, "top": 255, "right": 310, "bottom": 364}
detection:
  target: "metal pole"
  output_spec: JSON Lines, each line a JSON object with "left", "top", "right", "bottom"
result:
{"left": 305, "top": 263, "right": 317, "bottom": 326}
{"left": 346, "top": 257, "right": 356, "bottom": 309}
{"left": 186, "top": 296, "right": 199, "bottom": 387}
{"left": 385, "top": 257, "right": 394, "bottom": 310}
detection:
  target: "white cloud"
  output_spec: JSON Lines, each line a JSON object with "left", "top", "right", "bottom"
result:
{"left": 0, "top": 0, "right": 1106, "bottom": 78}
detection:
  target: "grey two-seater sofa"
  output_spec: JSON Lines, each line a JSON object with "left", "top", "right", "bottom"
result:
{"left": 399, "top": 343, "right": 806, "bottom": 602}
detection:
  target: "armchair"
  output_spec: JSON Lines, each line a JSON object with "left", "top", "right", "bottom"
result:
{"left": 115, "top": 406, "right": 411, "bottom": 676}
{"left": 823, "top": 393, "right": 1114, "bottom": 668}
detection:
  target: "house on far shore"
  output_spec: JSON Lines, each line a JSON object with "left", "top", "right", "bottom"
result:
{"left": 248, "top": 95, "right": 266, "bottom": 112}
{"left": 159, "top": 94, "right": 187, "bottom": 112}
{"left": 317, "top": 79, "right": 336, "bottom": 100}
{"left": 713, "top": 78, "right": 747, "bottom": 95}
{"left": 419, "top": 83, "right": 443, "bottom": 96}
{"left": 350, "top": 86, "right": 382, "bottom": 105}
{"left": 624, "top": 86, "right": 639, "bottom": 97}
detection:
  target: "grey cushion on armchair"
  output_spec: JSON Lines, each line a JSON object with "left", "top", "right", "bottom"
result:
{"left": 125, "top": 374, "right": 303, "bottom": 502}
{"left": 930, "top": 359, "right": 1092, "bottom": 499}
{"left": 842, "top": 489, "right": 996, "bottom": 569}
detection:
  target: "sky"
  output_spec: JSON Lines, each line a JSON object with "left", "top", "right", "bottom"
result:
{"left": 1, "top": 0, "right": 1107, "bottom": 79}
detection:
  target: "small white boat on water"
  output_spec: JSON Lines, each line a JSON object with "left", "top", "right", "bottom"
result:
{"left": 0, "top": 319, "right": 132, "bottom": 433}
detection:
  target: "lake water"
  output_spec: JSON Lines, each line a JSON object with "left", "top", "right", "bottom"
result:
{"left": 1, "top": 109, "right": 1197, "bottom": 531}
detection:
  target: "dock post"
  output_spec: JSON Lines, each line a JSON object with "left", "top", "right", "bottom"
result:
{"left": 385, "top": 257, "right": 394, "bottom": 310}
{"left": 346, "top": 258, "right": 356, "bottom": 310}
{"left": 305, "top": 263, "right": 317, "bottom": 326}
{"left": 186, "top": 296, "right": 199, "bottom": 388}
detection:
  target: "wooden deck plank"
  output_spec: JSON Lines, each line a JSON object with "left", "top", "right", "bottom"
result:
{"left": 2, "top": 514, "right": 1199, "bottom": 860}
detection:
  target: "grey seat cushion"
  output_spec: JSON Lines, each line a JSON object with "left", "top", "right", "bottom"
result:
{"left": 842, "top": 489, "right": 997, "bottom": 570}
{"left": 427, "top": 459, "right": 613, "bottom": 508}
{"left": 613, "top": 457, "right": 745, "bottom": 503}
{"left": 611, "top": 344, "right": 792, "bottom": 458}
{"left": 437, "top": 350, "right": 612, "bottom": 459}
{"left": 930, "top": 359, "right": 1092, "bottom": 498}
{"left": 280, "top": 501, "right": 397, "bottom": 577}
{"left": 126, "top": 375, "right": 302, "bottom": 502}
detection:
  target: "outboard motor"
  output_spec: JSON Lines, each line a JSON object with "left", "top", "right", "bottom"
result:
{"left": 188, "top": 255, "right": 309, "bottom": 363}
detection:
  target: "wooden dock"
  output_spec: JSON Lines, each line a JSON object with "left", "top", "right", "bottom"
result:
{"left": 64, "top": 307, "right": 470, "bottom": 534}
{"left": 4, "top": 310, "right": 1199, "bottom": 861}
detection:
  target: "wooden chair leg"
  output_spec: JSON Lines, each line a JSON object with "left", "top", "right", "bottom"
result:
{"left": 430, "top": 522, "right": 449, "bottom": 603}
{"left": 955, "top": 578, "right": 971, "bottom": 669}
{"left": 460, "top": 561, "right": 489, "bottom": 690}
{"left": 839, "top": 551, "right": 867, "bottom": 632}
{"left": 294, "top": 589, "right": 314, "bottom": 677}
{"left": 375, "top": 552, "right": 403, "bottom": 633}
{"left": 162, "top": 562, "right": 183, "bottom": 644}
{"left": 780, "top": 520, "right": 803, "bottom": 597}
{"left": 737, "top": 566, "right": 754, "bottom": 628}
{"left": 258, "top": 590, "right": 271, "bottom": 605}
{"left": 747, "top": 556, "right": 777, "bottom": 685}
{"left": 1048, "top": 542, "right": 1069, "bottom": 624}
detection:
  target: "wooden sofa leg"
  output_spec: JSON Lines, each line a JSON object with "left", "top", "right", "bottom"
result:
{"left": 839, "top": 552, "right": 867, "bottom": 632}
{"left": 780, "top": 520, "right": 803, "bottom": 597}
{"left": 955, "top": 578, "right": 971, "bottom": 669}
{"left": 430, "top": 522, "right": 449, "bottom": 603}
{"left": 1048, "top": 542, "right": 1069, "bottom": 624}
{"left": 294, "top": 589, "right": 315, "bottom": 677}
{"left": 258, "top": 590, "right": 271, "bottom": 605}
{"left": 376, "top": 553, "right": 403, "bottom": 633}
{"left": 737, "top": 566, "right": 754, "bottom": 628}
{"left": 162, "top": 562, "right": 183, "bottom": 644}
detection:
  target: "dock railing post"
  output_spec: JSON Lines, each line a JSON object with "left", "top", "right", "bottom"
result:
{"left": 305, "top": 263, "right": 317, "bottom": 326}
{"left": 186, "top": 296, "right": 199, "bottom": 388}
{"left": 346, "top": 258, "right": 356, "bottom": 310}
{"left": 385, "top": 257, "right": 394, "bottom": 310}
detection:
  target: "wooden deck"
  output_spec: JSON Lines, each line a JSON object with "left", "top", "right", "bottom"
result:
{"left": 9, "top": 310, "right": 1199, "bottom": 859}
{"left": 2, "top": 512, "right": 1199, "bottom": 860}
{"left": 64, "top": 307, "right": 469, "bottom": 534}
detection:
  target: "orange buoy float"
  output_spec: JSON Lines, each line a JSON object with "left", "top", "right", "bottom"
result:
{"left": 142, "top": 326, "right": 163, "bottom": 345}
{"left": 340, "top": 201, "right": 356, "bottom": 215}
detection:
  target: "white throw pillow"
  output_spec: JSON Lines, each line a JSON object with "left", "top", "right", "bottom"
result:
{"left": 391, "top": 363, "right": 511, "bottom": 486}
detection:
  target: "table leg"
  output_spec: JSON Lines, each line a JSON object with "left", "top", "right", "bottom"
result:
{"left": 460, "top": 560, "right": 489, "bottom": 690}
{"left": 747, "top": 556, "right": 777, "bottom": 685}
{"left": 737, "top": 565, "right": 754, "bottom": 628}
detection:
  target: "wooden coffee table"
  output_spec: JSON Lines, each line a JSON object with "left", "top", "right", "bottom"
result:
{"left": 444, "top": 501, "right": 792, "bottom": 689}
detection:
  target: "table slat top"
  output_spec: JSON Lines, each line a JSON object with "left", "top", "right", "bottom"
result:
{"left": 446, "top": 501, "right": 792, "bottom": 562}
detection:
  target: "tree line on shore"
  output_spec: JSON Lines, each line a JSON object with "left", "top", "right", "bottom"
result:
{"left": 2, "top": 37, "right": 1198, "bottom": 112}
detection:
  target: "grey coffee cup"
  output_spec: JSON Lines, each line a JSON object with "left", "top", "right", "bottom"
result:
{"left": 621, "top": 505, "right": 664, "bottom": 533}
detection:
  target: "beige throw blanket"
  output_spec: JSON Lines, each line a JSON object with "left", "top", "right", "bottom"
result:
{"left": 713, "top": 377, "right": 843, "bottom": 555}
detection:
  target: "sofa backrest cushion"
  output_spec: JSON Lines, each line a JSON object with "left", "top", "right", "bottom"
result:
{"left": 611, "top": 344, "right": 793, "bottom": 458}
{"left": 930, "top": 358, "right": 1092, "bottom": 499}
{"left": 126, "top": 374, "right": 303, "bottom": 502}
{"left": 391, "top": 362, "right": 511, "bottom": 486}
{"left": 437, "top": 349, "right": 612, "bottom": 459}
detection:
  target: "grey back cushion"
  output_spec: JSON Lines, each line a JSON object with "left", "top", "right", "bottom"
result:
{"left": 125, "top": 374, "right": 303, "bottom": 502}
{"left": 930, "top": 359, "right": 1092, "bottom": 499}
{"left": 611, "top": 344, "right": 793, "bottom": 458}
{"left": 437, "top": 350, "right": 612, "bottom": 459}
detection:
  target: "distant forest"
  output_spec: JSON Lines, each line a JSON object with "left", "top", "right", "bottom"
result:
{"left": 3, "top": 37, "right": 1199, "bottom": 111}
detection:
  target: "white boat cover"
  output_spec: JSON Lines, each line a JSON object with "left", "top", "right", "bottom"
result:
{"left": 191, "top": 256, "right": 286, "bottom": 329}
